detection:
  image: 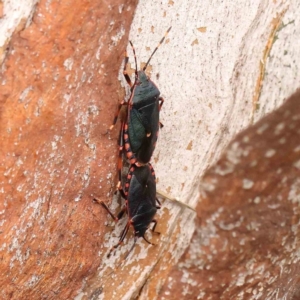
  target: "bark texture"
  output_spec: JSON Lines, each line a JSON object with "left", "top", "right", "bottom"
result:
{"left": 158, "top": 89, "right": 300, "bottom": 300}
{"left": 0, "top": 0, "right": 138, "bottom": 299}
{"left": 2, "top": 0, "right": 300, "bottom": 299}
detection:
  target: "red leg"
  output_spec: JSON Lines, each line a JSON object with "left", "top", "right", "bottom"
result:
{"left": 109, "top": 101, "right": 128, "bottom": 131}
{"left": 158, "top": 97, "right": 164, "bottom": 111}
{"left": 107, "top": 221, "right": 131, "bottom": 258}
{"left": 93, "top": 198, "right": 126, "bottom": 221}
{"left": 148, "top": 163, "right": 156, "bottom": 180}
{"left": 116, "top": 121, "right": 125, "bottom": 190}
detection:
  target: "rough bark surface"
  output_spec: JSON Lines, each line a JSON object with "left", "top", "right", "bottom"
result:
{"left": 129, "top": 1, "right": 300, "bottom": 299}
{"left": 0, "top": 0, "right": 138, "bottom": 299}
{"left": 2, "top": 0, "right": 300, "bottom": 299}
{"left": 158, "top": 89, "right": 300, "bottom": 300}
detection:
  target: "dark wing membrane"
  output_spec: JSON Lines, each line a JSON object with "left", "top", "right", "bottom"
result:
{"left": 128, "top": 101, "right": 160, "bottom": 162}
{"left": 128, "top": 108, "right": 146, "bottom": 153}
{"left": 138, "top": 100, "right": 159, "bottom": 134}
{"left": 127, "top": 166, "right": 157, "bottom": 230}
{"left": 127, "top": 174, "right": 144, "bottom": 218}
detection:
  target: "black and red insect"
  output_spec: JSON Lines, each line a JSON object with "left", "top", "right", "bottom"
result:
{"left": 94, "top": 163, "right": 161, "bottom": 257}
{"left": 110, "top": 27, "right": 171, "bottom": 186}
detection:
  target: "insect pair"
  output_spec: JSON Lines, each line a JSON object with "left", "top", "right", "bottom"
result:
{"left": 94, "top": 27, "right": 171, "bottom": 258}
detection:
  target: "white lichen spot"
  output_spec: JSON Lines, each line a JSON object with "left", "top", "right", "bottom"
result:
{"left": 109, "top": 26, "right": 125, "bottom": 50}
{"left": 197, "top": 291, "right": 206, "bottom": 299}
{"left": 288, "top": 179, "right": 300, "bottom": 204}
{"left": 236, "top": 274, "right": 246, "bottom": 286}
{"left": 265, "top": 149, "right": 275, "bottom": 158}
{"left": 201, "top": 178, "right": 218, "bottom": 192}
{"left": 292, "top": 114, "right": 300, "bottom": 121}
{"left": 279, "top": 137, "right": 286, "bottom": 144}
{"left": 243, "top": 149, "right": 249, "bottom": 157}
{"left": 74, "top": 194, "right": 82, "bottom": 202}
{"left": 243, "top": 179, "right": 254, "bottom": 189}
{"left": 83, "top": 168, "right": 90, "bottom": 182}
{"left": 19, "top": 86, "right": 33, "bottom": 103}
{"left": 243, "top": 136, "right": 249, "bottom": 143}
{"left": 257, "top": 123, "right": 269, "bottom": 134}
{"left": 118, "top": 4, "right": 124, "bottom": 13}
{"left": 294, "top": 145, "right": 300, "bottom": 152}
{"left": 27, "top": 274, "right": 40, "bottom": 287}
{"left": 254, "top": 196, "right": 260, "bottom": 204}
{"left": 89, "top": 143, "right": 96, "bottom": 150}
{"left": 64, "top": 93, "right": 71, "bottom": 103}
{"left": 226, "top": 142, "right": 242, "bottom": 164}
{"left": 81, "top": 71, "right": 86, "bottom": 82}
{"left": 268, "top": 203, "right": 280, "bottom": 209}
{"left": 16, "top": 157, "right": 23, "bottom": 167}
{"left": 214, "top": 162, "right": 234, "bottom": 176}
{"left": 247, "top": 221, "right": 260, "bottom": 231}
{"left": 64, "top": 57, "right": 74, "bottom": 71}
{"left": 88, "top": 105, "right": 99, "bottom": 115}
{"left": 294, "top": 160, "right": 300, "bottom": 170}
{"left": 274, "top": 122, "right": 285, "bottom": 135}
{"left": 51, "top": 141, "right": 57, "bottom": 150}
{"left": 96, "top": 45, "right": 102, "bottom": 60}
{"left": 88, "top": 74, "right": 94, "bottom": 83}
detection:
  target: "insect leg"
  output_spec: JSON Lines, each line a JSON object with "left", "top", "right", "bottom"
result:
{"left": 151, "top": 219, "right": 160, "bottom": 235}
{"left": 142, "top": 234, "right": 155, "bottom": 245}
{"left": 148, "top": 162, "right": 156, "bottom": 179}
{"left": 158, "top": 96, "right": 164, "bottom": 110}
{"left": 123, "top": 51, "right": 132, "bottom": 87}
{"left": 116, "top": 206, "right": 127, "bottom": 220}
{"left": 109, "top": 100, "right": 128, "bottom": 131}
{"left": 155, "top": 197, "right": 161, "bottom": 209}
{"left": 93, "top": 198, "right": 126, "bottom": 222}
{"left": 107, "top": 222, "right": 131, "bottom": 258}
{"left": 116, "top": 121, "right": 125, "bottom": 190}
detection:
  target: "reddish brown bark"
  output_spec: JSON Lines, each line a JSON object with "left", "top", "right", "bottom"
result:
{"left": 0, "top": 0, "right": 138, "bottom": 299}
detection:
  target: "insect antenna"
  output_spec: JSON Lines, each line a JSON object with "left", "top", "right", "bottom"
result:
{"left": 129, "top": 41, "right": 138, "bottom": 85}
{"left": 143, "top": 26, "right": 172, "bottom": 71}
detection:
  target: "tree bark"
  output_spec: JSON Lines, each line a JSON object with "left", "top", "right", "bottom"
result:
{"left": 1, "top": 0, "right": 299, "bottom": 299}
